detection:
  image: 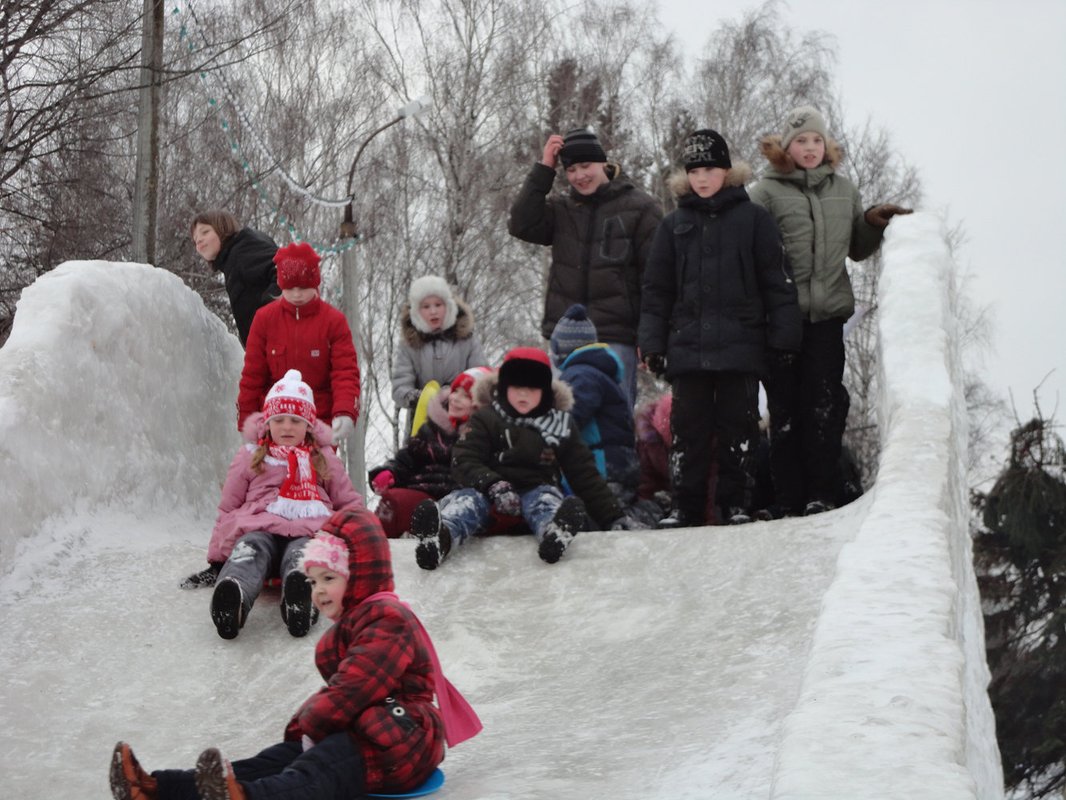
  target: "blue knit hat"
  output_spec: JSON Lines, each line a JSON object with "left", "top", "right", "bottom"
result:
{"left": 550, "top": 304, "right": 598, "bottom": 365}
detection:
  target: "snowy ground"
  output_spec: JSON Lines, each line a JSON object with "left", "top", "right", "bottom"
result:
{"left": 0, "top": 217, "right": 1002, "bottom": 800}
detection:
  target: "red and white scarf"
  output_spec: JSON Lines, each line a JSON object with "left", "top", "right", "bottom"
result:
{"left": 266, "top": 444, "right": 330, "bottom": 519}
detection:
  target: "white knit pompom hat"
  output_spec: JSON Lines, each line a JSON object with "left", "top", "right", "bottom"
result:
{"left": 408, "top": 275, "right": 458, "bottom": 333}
{"left": 262, "top": 369, "right": 316, "bottom": 426}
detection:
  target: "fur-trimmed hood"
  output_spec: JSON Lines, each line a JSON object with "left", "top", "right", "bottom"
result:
{"left": 241, "top": 411, "right": 335, "bottom": 449}
{"left": 757, "top": 134, "right": 844, "bottom": 174}
{"left": 666, "top": 161, "right": 753, "bottom": 197}
{"left": 400, "top": 295, "right": 477, "bottom": 348}
{"left": 471, "top": 370, "right": 574, "bottom": 413}
{"left": 426, "top": 385, "right": 457, "bottom": 430}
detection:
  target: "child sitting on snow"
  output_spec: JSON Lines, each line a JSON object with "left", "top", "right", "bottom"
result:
{"left": 111, "top": 510, "right": 480, "bottom": 800}
{"left": 391, "top": 275, "right": 487, "bottom": 414}
{"left": 411, "top": 347, "right": 636, "bottom": 570}
{"left": 180, "top": 369, "right": 363, "bottom": 641}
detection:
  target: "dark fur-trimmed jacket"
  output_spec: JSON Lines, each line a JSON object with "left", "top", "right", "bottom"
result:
{"left": 370, "top": 387, "right": 462, "bottom": 499}
{"left": 509, "top": 161, "right": 663, "bottom": 347}
{"left": 391, "top": 296, "right": 486, "bottom": 407}
{"left": 748, "top": 136, "right": 885, "bottom": 322}
{"left": 451, "top": 372, "right": 623, "bottom": 528}
{"left": 638, "top": 164, "right": 802, "bottom": 379}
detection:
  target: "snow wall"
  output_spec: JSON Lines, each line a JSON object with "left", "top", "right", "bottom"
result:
{"left": 0, "top": 261, "right": 245, "bottom": 568}
{"left": 769, "top": 214, "right": 1003, "bottom": 798}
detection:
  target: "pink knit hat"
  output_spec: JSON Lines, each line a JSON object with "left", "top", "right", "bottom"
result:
{"left": 300, "top": 532, "right": 350, "bottom": 578}
{"left": 263, "top": 369, "right": 316, "bottom": 425}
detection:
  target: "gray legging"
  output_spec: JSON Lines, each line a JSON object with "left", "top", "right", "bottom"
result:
{"left": 217, "top": 531, "right": 309, "bottom": 610}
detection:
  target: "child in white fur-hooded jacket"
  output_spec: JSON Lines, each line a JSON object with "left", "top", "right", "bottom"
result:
{"left": 390, "top": 276, "right": 487, "bottom": 412}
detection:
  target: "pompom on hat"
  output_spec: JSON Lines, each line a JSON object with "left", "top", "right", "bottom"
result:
{"left": 549, "top": 304, "right": 598, "bottom": 365}
{"left": 559, "top": 127, "right": 607, "bottom": 168}
{"left": 274, "top": 241, "right": 321, "bottom": 289}
{"left": 682, "top": 129, "right": 732, "bottom": 172}
{"left": 781, "top": 106, "right": 828, "bottom": 149}
{"left": 300, "top": 532, "right": 350, "bottom": 579}
{"left": 408, "top": 275, "right": 459, "bottom": 334}
{"left": 263, "top": 369, "right": 316, "bottom": 426}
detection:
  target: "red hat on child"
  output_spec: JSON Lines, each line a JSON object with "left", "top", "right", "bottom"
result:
{"left": 262, "top": 369, "right": 316, "bottom": 425}
{"left": 450, "top": 366, "right": 493, "bottom": 398}
{"left": 275, "top": 241, "right": 321, "bottom": 289}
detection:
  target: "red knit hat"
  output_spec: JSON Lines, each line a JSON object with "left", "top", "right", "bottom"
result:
{"left": 262, "top": 369, "right": 316, "bottom": 425}
{"left": 274, "top": 241, "right": 321, "bottom": 289}
{"left": 450, "top": 366, "right": 493, "bottom": 398}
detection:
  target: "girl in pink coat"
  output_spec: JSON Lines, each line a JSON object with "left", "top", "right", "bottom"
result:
{"left": 182, "top": 369, "right": 363, "bottom": 641}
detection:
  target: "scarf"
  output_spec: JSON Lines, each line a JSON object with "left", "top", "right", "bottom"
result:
{"left": 361, "top": 592, "right": 483, "bottom": 748}
{"left": 265, "top": 444, "right": 330, "bottom": 519}
{"left": 493, "top": 400, "right": 572, "bottom": 447}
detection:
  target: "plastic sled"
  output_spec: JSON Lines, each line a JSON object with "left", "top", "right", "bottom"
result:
{"left": 368, "top": 768, "right": 445, "bottom": 798}
{"left": 410, "top": 380, "right": 441, "bottom": 436}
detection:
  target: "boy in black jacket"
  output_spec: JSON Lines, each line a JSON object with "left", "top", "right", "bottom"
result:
{"left": 412, "top": 347, "right": 633, "bottom": 568}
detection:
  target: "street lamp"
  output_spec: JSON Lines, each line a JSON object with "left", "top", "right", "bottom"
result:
{"left": 339, "top": 95, "right": 431, "bottom": 493}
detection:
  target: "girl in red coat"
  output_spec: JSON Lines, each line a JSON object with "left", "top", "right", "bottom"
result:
{"left": 237, "top": 242, "right": 360, "bottom": 443}
{"left": 110, "top": 510, "right": 481, "bottom": 800}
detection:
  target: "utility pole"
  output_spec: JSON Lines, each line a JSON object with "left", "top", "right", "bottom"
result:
{"left": 132, "top": 0, "right": 164, "bottom": 264}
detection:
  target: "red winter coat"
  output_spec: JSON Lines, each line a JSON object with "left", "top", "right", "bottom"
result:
{"left": 237, "top": 295, "right": 361, "bottom": 429}
{"left": 285, "top": 510, "right": 445, "bottom": 793}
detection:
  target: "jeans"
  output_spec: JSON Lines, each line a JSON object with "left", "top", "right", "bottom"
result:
{"left": 439, "top": 485, "right": 565, "bottom": 545}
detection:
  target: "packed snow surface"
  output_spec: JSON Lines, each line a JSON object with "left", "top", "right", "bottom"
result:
{"left": 0, "top": 218, "right": 1002, "bottom": 800}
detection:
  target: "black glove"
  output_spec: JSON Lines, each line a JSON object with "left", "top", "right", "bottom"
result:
{"left": 864, "top": 203, "right": 913, "bottom": 228}
{"left": 179, "top": 563, "right": 222, "bottom": 590}
{"left": 643, "top": 353, "right": 667, "bottom": 378}
{"left": 487, "top": 480, "right": 522, "bottom": 516}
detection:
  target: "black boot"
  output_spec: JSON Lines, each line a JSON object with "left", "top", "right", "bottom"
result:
{"left": 281, "top": 570, "right": 316, "bottom": 637}
{"left": 412, "top": 500, "right": 452, "bottom": 570}
{"left": 538, "top": 496, "right": 587, "bottom": 564}
{"left": 657, "top": 509, "right": 701, "bottom": 529}
{"left": 210, "top": 578, "right": 246, "bottom": 640}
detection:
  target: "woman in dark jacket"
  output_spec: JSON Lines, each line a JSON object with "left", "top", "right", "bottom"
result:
{"left": 638, "top": 129, "right": 801, "bottom": 528}
{"left": 191, "top": 209, "right": 280, "bottom": 345}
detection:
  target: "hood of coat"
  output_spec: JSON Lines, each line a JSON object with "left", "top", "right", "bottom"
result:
{"left": 666, "top": 161, "right": 753, "bottom": 198}
{"left": 560, "top": 343, "right": 624, "bottom": 384}
{"left": 427, "top": 385, "right": 457, "bottom": 430}
{"left": 757, "top": 134, "right": 844, "bottom": 175}
{"left": 319, "top": 509, "right": 395, "bottom": 608}
{"left": 242, "top": 411, "right": 335, "bottom": 448}
{"left": 400, "top": 295, "right": 476, "bottom": 348}
{"left": 472, "top": 370, "right": 575, "bottom": 413}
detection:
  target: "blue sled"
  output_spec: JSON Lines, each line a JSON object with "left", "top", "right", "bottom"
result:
{"left": 367, "top": 768, "right": 445, "bottom": 798}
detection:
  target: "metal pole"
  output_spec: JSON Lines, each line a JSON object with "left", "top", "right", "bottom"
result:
{"left": 340, "top": 210, "right": 367, "bottom": 495}
{"left": 132, "top": 0, "right": 163, "bottom": 264}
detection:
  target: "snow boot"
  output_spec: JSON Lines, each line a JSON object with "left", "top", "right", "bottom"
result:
{"left": 752, "top": 508, "right": 775, "bottom": 522}
{"left": 656, "top": 509, "right": 700, "bottom": 529}
{"left": 195, "top": 747, "right": 246, "bottom": 800}
{"left": 411, "top": 499, "right": 452, "bottom": 570}
{"left": 538, "top": 496, "right": 586, "bottom": 564}
{"left": 804, "top": 499, "right": 836, "bottom": 516}
{"left": 281, "top": 569, "right": 316, "bottom": 638}
{"left": 110, "top": 742, "right": 158, "bottom": 800}
{"left": 726, "top": 508, "right": 753, "bottom": 525}
{"left": 179, "top": 563, "right": 221, "bottom": 590}
{"left": 210, "top": 577, "right": 246, "bottom": 640}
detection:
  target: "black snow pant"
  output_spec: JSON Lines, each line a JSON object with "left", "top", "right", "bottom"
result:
{"left": 217, "top": 531, "right": 309, "bottom": 615}
{"left": 669, "top": 371, "right": 759, "bottom": 521}
{"left": 152, "top": 731, "right": 366, "bottom": 799}
{"left": 764, "top": 318, "right": 850, "bottom": 513}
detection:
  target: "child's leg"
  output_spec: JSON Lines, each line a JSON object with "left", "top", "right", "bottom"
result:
{"left": 280, "top": 536, "right": 315, "bottom": 637}
{"left": 669, "top": 373, "right": 717, "bottom": 522}
{"left": 438, "top": 488, "right": 493, "bottom": 546}
{"left": 523, "top": 485, "right": 586, "bottom": 563}
{"left": 236, "top": 733, "right": 365, "bottom": 800}
{"left": 765, "top": 343, "right": 805, "bottom": 514}
{"left": 797, "top": 318, "right": 848, "bottom": 508}
{"left": 520, "top": 485, "right": 565, "bottom": 539}
{"left": 216, "top": 531, "right": 283, "bottom": 608}
{"left": 710, "top": 372, "right": 760, "bottom": 518}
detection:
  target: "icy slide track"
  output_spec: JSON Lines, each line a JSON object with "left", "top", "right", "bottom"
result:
{"left": 0, "top": 213, "right": 1001, "bottom": 799}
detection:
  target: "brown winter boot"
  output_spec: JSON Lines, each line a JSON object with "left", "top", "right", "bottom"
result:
{"left": 195, "top": 747, "right": 247, "bottom": 800}
{"left": 109, "top": 742, "right": 158, "bottom": 800}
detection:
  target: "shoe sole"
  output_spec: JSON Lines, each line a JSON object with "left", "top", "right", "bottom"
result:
{"left": 195, "top": 748, "right": 239, "bottom": 800}
{"left": 109, "top": 743, "right": 133, "bottom": 800}
{"left": 412, "top": 501, "right": 445, "bottom": 570}
{"left": 210, "top": 579, "right": 243, "bottom": 640}
{"left": 282, "top": 571, "right": 314, "bottom": 637}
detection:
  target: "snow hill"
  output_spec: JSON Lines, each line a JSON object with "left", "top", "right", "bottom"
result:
{"left": 0, "top": 213, "right": 1002, "bottom": 799}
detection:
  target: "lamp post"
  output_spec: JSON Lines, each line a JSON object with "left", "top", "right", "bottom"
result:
{"left": 339, "top": 96, "right": 431, "bottom": 493}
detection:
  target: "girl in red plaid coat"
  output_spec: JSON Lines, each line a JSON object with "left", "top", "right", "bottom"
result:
{"left": 110, "top": 509, "right": 480, "bottom": 800}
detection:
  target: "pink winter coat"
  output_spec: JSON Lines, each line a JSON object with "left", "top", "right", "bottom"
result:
{"left": 207, "top": 414, "right": 365, "bottom": 563}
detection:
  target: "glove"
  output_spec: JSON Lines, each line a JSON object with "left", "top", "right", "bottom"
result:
{"left": 610, "top": 516, "right": 642, "bottom": 531}
{"left": 864, "top": 203, "right": 913, "bottom": 228}
{"left": 642, "top": 353, "right": 667, "bottom": 378}
{"left": 179, "top": 563, "right": 222, "bottom": 590}
{"left": 371, "top": 470, "right": 395, "bottom": 494}
{"left": 402, "top": 388, "right": 421, "bottom": 406}
{"left": 487, "top": 480, "right": 522, "bottom": 516}
{"left": 332, "top": 415, "right": 355, "bottom": 440}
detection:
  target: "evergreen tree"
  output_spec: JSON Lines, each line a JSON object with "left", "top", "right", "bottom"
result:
{"left": 973, "top": 410, "right": 1066, "bottom": 798}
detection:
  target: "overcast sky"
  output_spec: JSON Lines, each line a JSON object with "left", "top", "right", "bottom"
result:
{"left": 657, "top": 0, "right": 1066, "bottom": 435}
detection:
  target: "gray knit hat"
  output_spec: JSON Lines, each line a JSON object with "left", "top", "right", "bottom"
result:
{"left": 781, "top": 106, "right": 828, "bottom": 148}
{"left": 550, "top": 304, "right": 598, "bottom": 365}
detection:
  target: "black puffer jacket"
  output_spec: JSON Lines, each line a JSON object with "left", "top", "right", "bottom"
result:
{"left": 509, "top": 162, "right": 662, "bottom": 346}
{"left": 213, "top": 227, "right": 279, "bottom": 345}
{"left": 369, "top": 387, "right": 461, "bottom": 500}
{"left": 638, "top": 168, "right": 802, "bottom": 378}
{"left": 451, "top": 373, "right": 622, "bottom": 528}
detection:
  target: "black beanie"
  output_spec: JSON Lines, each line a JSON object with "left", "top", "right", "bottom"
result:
{"left": 497, "top": 347, "right": 554, "bottom": 416}
{"left": 682, "top": 129, "right": 732, "bottom": 171}
{"left": 559, "top": 128, "right": 607, "bottom": 168}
